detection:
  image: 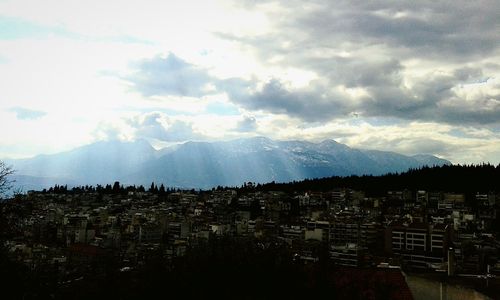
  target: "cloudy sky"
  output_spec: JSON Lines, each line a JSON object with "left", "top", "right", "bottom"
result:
{"left": 0, "top": 0, "right": 499, "bottom": 163}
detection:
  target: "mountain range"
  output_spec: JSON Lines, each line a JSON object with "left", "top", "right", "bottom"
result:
{"left": 6, "top": 137, "right": 450, "bottom": 191}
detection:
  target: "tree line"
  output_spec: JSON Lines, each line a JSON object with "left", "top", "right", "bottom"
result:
{"left": 252, "top": 163, "right": 500, "bottom": 195}
{"left": 37, "top": 182, "right": 190, "bottom": 196}
{"left": 11, "top": 163, "right": 500, "bottom": 198}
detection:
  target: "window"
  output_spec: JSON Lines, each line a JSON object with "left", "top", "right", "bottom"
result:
{"left": 392, "top": 231, "right": 404, "bottom": 250}
{"left": 406, "top": 232, "right": 426, "bottom": 251}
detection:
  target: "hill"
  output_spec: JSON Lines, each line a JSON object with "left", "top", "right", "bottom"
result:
{"left": 6, "top": 137, "right": 451, "bottom": 190}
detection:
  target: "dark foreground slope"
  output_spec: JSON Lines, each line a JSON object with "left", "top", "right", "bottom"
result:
{"left": 0, "top": 237, "right": 413, "bottom": 300}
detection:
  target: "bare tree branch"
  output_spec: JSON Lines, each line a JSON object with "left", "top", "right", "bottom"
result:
{"left": 0, "top": 161, "right": 15, "bottom": 198}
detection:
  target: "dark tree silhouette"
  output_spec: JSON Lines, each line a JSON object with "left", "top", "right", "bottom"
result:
{"left": 0, "top": 161, "right": 14, "bottom": 199}
{"left": 112, "top": 181, "right": 121, "bottom": 193}
{"left": 149, "top": 182, "right": 158, "bottom": 194}
{"left": 252, "top": 164, "right": 500, "bottom": 195}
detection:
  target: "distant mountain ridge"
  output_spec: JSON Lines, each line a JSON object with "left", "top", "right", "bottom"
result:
{"left": 6, "top": 137, "right": 451, "bottom": 190}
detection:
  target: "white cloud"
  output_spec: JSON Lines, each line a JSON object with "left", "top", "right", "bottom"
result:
{"left": 0, "top": 0, "right": 498, "bottom": 165}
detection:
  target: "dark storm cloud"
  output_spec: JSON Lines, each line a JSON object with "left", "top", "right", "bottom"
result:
{"left": 221, "top": 78, "right": 353, "bottom": 121}
{"left": 127, "top": 53, "right": 213, "bottom": 97}
{"left": 218, "top": 0, "right": 500, "bottom": 125}
{"left": 248, "top": 80, "right": 350, "bottom": 121}
{"left": 292, "top": 1, "right": 499, "bottom": 59}
{"left": 346, "top": 69, "right": 500, "bottom": 125}
{"left": 236, "top": 0, "right": 499, "bottom": 60}
{"left": 127, "top": 51, "right": 500, "bottom": 125}
{"left": 320, "top": 58, "right": 403, "bottom": 88}
{"left": 125, "top": 1, "right": 499, "bottom": 126}
{"left": 221, "top": 67, "right": 499, "bottom": 125}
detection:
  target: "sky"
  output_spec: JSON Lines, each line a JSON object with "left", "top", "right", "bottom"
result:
{"left": 0, "top": 0, "right": 499, "bottom": 164}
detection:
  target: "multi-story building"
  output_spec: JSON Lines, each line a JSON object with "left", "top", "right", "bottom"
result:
{"left": 359, "top": 222, "right": 382, "bottom": 250}
{"left": 438, "top": 193, "right": 465, "bottom": 211}
{"left": 306, "top": 220, "right": 330, "bottom": 242}
{"left": 167, "top": 221, "right": 190, "bottom": 242}
{"left": 330, "top": 221, "right": 359, "bottom": 245}
{"left": 416, "top": 191, "right": 428, "bottom": 206}
{"left": 330, "top": 243, "right": 365, "bottom": 267}
{"left": 386, "top": 222, "right": 452, "bottom": 269}
{"left": 280, "top": 225, "right": 304, "bottom": 242}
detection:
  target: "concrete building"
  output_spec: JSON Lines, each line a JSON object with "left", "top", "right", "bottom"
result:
{"left": 386, "top": 222, "right": 453, "bottom": 269}
{"left": 330, "top": 243, "right": 365, "bottom": 267}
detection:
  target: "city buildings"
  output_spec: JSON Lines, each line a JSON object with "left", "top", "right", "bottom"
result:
{"left": 1, "top": 186, "right": 499, "bottom": 285}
